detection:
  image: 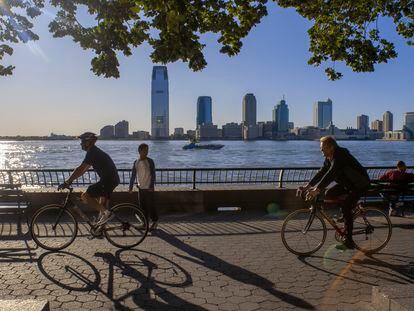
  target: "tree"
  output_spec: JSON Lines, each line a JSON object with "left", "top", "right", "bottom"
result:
{"left": 1, "top": 0, "right": 413, "bottom": 80}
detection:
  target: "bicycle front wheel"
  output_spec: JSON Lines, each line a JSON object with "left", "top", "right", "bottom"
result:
{"left": 281, "top": 209, "right": 327, "bottom": 256}
{"left": 353, "top": 206, "right": 392, "bottom": 254}
{"left": 104, "top": 203, "right": 149, "bottom": 249}
{"left": 31, "top": 204, "right": 78, "bottom": 251}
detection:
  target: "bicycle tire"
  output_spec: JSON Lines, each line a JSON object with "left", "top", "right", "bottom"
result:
{"left": 31, "top": 204, "right": 78, "bottom": 251}
{"left": 281, "top": 209, "right": 327, "bottom": 256}
{"left": 353, "top": 206, "right": 392, "bottom": 254}
{"left": 104, "top": 203, "right": 149, "bottom": 249}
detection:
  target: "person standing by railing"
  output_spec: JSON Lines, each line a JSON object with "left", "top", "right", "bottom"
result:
{"left": 129, "top": 143, "right": 158, "bottom": 231}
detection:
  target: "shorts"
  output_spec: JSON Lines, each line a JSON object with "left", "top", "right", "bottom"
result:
{"left": 86, "top": 181, "right": 118, "bottom": 199}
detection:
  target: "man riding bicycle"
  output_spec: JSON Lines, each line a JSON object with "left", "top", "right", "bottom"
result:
{"left": 300, "top": 136, "right": 370, "bottom": 249}
{"left": 58, "top": 132, "right": 120, "bottom": 226}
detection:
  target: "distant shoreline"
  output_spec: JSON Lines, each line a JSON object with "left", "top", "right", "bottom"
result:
{"left": 0, "top": 137, "right": 412, "bottom": 142}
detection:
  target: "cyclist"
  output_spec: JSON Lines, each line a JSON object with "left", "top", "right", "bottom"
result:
{"left": 300, "top": 136, "right": 370, "bottom": 249}
{"left": 58, "top": 132, "right": 120, "bottom": 226}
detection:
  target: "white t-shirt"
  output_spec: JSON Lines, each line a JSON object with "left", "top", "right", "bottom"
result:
{"left": 135, "top": 158, "right": 152, "bottom": 189}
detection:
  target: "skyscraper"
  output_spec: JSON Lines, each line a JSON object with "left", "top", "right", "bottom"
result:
{"left": 114, "top": 120, "right": 129, "bottom": 138}
{"left": 151, "top": 66, "right": 169, "bottom": 138}
{"left": 313, "top": 99, "right": 333, "bottom": 128}
{"left": 196, "top": 96, "right": 213, "bottom": 126}
{"left": 371, "top": 120, "right": 383, "bottom": 132}
{"left": 242, "top": 93, "right": 257, "bottom": 126}
{"left": 357, "top": 114, "right": 369, "bottom": 134}
{"left": 404, "top": 112, "right": 414, "bottom": 133}
{"left": 383, "top": 111, "right": 393, "bottom": 132}
{"left": 273, "top": 99, "right": 289, "bottom": 132}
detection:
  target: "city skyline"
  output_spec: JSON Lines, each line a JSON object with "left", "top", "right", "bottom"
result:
{"left": 0, "top": 5, "right": 413, "bottom": 136}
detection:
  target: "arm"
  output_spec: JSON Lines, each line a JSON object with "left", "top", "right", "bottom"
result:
{"left": 315, "top": 158, "right": 342, "bottom": 190}
{"left": 379, "top": 171, "right": 391, "bottom": 181}
{"left": 149, "top": 158, "right": 156, "bottom": 190}
{"left": 308, "top": 160, "right": 329, "bottom": 187}
{"left": 129, "top": 161, "right": 137, "bottom": 192}
{"left": 66, "top": 163, "right": 91, "bottom": 185}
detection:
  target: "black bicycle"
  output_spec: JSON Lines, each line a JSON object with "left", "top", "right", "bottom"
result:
{"left": 30, "top": 187, "right": 149, "bottom": 251}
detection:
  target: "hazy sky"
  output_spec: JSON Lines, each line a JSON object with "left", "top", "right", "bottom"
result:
{"left": 1, "top": 4, "right": 413, "bottom": 136}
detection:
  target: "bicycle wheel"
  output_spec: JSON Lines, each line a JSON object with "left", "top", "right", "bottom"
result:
{"left": 104, "top": 203, "right": 149, "bottom": 249}
{"left": 281, "top": 209, "right": 327, "bottom": 256}
{"left": 353, "top": 206, "right": 392, "bottom": 254}
{"left": 31, "top": 204, "right": 78, "bottom": 251}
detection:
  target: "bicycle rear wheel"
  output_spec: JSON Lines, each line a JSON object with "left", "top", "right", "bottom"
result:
{"left": 353, "top": 206, "right": 392, "bottom": 254}
{"left": 281, "top": 209, "right": 327, "bottom": 256}
{"left": 31, "top": 204, "right": 78, "bottom": 251}
{"left": 104, "top": 203, "right": 149, "bottom": 249}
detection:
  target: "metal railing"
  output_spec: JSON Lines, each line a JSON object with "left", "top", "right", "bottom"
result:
{"left": 0, "top": 166, "right": 412, "bottom": 189}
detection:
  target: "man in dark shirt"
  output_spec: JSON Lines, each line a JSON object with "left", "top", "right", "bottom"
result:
{"left": 301, "top": 136, "right": 370, "bottom": 249}
{"left": 59, "top": 132, "right": 120, "bottom": 225}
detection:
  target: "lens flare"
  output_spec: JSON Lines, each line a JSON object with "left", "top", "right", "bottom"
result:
{"left": 266, "top": 202, "right": 287, "bottom": 218}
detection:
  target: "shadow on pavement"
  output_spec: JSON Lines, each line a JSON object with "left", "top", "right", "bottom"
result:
{"left": 299, "top": 253, "right": 414, "bottom": 285}
{"left": 37, "top": 249, "right": 205, "bottom": 310}
{"left": 156, "top": 229, "right": 315, "bottom": 310}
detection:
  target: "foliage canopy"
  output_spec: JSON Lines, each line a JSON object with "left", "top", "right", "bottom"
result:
{"left": 0, "top": 0, "right": 412, "bottom": 79}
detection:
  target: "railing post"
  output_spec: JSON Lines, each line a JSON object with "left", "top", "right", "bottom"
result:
{"left": 7, "top": 171, "right": 13, "bottom": 185}
{"left": 278, "top": 169, "right": 285, "bottom": 188}
{"left": 192, "top": 169, "right": 196, "bottom": 190}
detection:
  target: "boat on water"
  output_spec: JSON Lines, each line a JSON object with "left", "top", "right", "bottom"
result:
{"left": 182, "top": 142, "right": 224, "bottom": 150}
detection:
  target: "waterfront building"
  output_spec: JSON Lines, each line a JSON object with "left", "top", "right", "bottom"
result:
{"left": 259, "top": 121, "right": 277, "bottom": 139}
{"left": 186, "top": 130, "right": 196, "bottom": 138}
{"left": 383, "top": 111, "right": 393, "bottom": 132}
{"left": 293, "top": 126, "right": 321, "bottom": 140}
{"left": 384, "top": 130, "right": 410, "bottom": 140}
{"left": 222, "top": 123, "right": 242, "bottom": 139}
{"left": 273, "top": 99, "right": 289, "bottom": 132}
{"left": 114, "top": 120, "right": 129, "bottom": 138}
{"left": 288, "top": 122, "right": 294, "bottom": 130}
{"left": 313, "top": 99, "right": 333, "bottom": 128}
{"left": 404, "top": 112, "right": 414, "bottom": 135}
{"left": 243, "top": 124, "right": 260, "bottom": 140}
{"left": 196, "top": 124, "right": 220, "bottom": 140}
{"left": 100, "top": 125, "right": 114, "bottom": 138}
{"left": 132, "top": 131, "right": 150, "bottom": 140}
{"left": 174, "top": 128, "right": 185, "bottom": 136}
{"left": 151, "top": 66, "right": 169, "bottom": 138}
{"left": 242, "top": 93, "right": 257, "bottom": 126}
{"left": 357, "top": 114, "right": 369, "bottom": 134}
{"left": 371, "top": 120, "right": 383, "bottom": 132}
{"left": 196, "top": 96, "right": 213, "bottom": 126}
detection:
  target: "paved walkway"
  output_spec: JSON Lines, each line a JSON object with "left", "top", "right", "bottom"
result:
{"left": 0, "top": 211, "right": 413, "bottom": 310}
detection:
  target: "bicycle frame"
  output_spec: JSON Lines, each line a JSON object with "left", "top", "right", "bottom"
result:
{"left": 60, "top": 188, "right": 96, "bottom": 229}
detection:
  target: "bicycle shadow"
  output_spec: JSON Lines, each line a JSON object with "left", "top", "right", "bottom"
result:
{"left": 155, "top": 229, "right": 314, "bottom": 310}
{"left": 299, "top": 252, "right": 414, "bottom": 285}
{"left": 37, "top": 250, "right": 204, "bottom": 310}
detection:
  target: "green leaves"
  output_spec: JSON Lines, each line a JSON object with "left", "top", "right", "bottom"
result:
{"left": 0, "top": 0, "right": 412, "bottom": 79}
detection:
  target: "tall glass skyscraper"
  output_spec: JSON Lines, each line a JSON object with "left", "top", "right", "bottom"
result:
{"left": 196, "top": 96, "right": 213, "bottom": 126}
{"left": 151, "top": 66, "right": 169, "bottom": 138}
{"left": 313, "top": 99, "right": 333, "bottom": 128}
{"left": 404, "top": 112, "right": 414, "bottom": 133}
{"left": 242, "top": 93, "right": 257, "bottom": 126}
{"left": 383, "top": 111, "right": 393, "bottom": 132}
{"left": 273, "top": 99, "right": 289, "bottom": 132}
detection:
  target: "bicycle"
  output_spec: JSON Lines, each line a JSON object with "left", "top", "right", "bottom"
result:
{"left": 30, "top": 187, "right": 149, "bottom": 251}
{"left": 281, "top": 189, "right": 392, "bottom": 256}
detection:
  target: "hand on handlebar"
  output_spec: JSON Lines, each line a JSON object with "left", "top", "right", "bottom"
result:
{"left": 57, "top": 181, "right": 70, "bottom": 191}
{"left": 305, "top": 187, "right": 321, "bottom": 201}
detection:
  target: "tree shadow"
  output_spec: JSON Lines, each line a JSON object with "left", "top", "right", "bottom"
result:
{"left": 37, "top": 250, "right": 204, "bottom": 310}
{"left": 156, "top": 229, "right": 314, "bottom": 310}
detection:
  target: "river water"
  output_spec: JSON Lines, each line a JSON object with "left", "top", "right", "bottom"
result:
{"left": 0, "top": 140, "right": 413, "bottom": 169}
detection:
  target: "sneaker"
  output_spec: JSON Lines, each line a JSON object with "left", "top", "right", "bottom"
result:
{"left": 149, "top": 221, "right": 158, "bottom": 231}
{"left": 389, "top": 208, "right": 398, "bottom": 217}
{"left": 96, "top": 210, "right": 114, "bottom": 226}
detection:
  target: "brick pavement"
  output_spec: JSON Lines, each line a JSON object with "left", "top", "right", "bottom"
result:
{"left": 0, "top": 211, "right": 413, "bottom": 310}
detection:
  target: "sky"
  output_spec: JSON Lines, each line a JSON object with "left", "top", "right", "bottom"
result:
{"left": 0, "top": 4, "right": 413, "bottom": 136}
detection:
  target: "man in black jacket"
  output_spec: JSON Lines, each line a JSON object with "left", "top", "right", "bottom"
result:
{"left": 129, "top": 143, "right": 158, "bottom": 231}
{"left": 301, "top": 136, "right": 370, "bottom": 249}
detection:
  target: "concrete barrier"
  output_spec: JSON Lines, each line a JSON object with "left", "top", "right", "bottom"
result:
{"left": 0, "top": 300, "right": 49, "bottom": 311}
{"left": 372, "top": 284, "right": 414, "bottom": 311}
{"left": 23, "top": 186, "right": 307, "bottom": 214}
